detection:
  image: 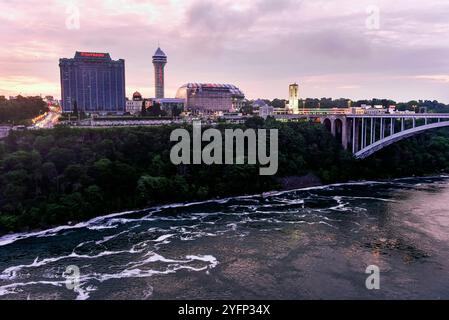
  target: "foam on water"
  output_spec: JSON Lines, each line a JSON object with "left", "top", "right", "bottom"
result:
{"left": 1, "top": 176, "right": 446, "bottom": 299}
{"left": 0, "top": 180, "right": 389, "bottom": 247}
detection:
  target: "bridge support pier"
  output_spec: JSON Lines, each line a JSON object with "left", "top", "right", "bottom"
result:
{"left": 351, "top": 118, "right": 360, "bottom": 153}
{"left": 380, "top": 118, "right": 384, "bottom": 139}
{"left": 331, "top": 119, "right": 336, "bottom": 136}
{"left": 341, "top": 118, "right": 348, "bottom": 150}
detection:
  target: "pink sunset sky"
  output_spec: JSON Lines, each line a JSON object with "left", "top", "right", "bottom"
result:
{"left": 1, "top": 0, "right": 449, "bottom": 102}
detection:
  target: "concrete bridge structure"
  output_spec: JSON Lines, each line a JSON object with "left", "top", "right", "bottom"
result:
{"left": 274, "top": 112, "right": 449, "bottom": 159}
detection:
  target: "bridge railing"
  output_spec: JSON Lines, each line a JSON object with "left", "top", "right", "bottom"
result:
{"left": 296, "top": 108, "right": 351, "bottom": 115}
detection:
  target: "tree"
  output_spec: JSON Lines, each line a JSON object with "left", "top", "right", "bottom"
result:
{"left": 141, "top": 104, "right": 147, "bottom": 116}
{"left": 271, "top": 99, "right": 286, "bottom": 109}
{"left": 0, "top": 142, "right": 5, "bottom": 158}
{"left": 149, "top": 102, "right": 165, "bottom": 117}
{"left": 47, "top": 147, "right": 76, "bottom": 172}
{"left": 73, "top": 100, "right": 78, "bottom": 117}
{"left": 0, "top": 96, "right": 48, "bottom": 124}
{"left": 34, "top": 135, "right": 55, "bottom": 155}
{"left": 137, "top": 175, "right": 171, "bottom": 204}
{"left": 41, "top": 162, "right": 58, "bottom": 190}
{"left": 241, "top": 100, "right": 254, "bottom": 115}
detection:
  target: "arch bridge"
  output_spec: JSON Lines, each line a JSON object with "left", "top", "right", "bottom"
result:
{"left": 274, "top": 113, "right": 449, "bottom": 159}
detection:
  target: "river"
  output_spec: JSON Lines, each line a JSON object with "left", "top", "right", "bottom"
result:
{"left": 0, "top": 176, "right": 448, "bottom": 300}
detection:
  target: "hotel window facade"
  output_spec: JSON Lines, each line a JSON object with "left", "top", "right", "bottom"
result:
{"left": 59, "top": 52, "right": 126, "bottom": 114}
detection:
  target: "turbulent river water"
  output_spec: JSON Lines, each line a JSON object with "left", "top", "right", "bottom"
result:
{"left": 1, "top": 176, "right": 449, "bottom": 300}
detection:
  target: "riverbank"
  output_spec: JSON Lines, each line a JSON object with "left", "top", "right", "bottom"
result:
{"left": 2, "top": 173, "right": 449, "bottom": 241}
{"left": 277, "top": 173, "right": 323, "bottom": 191}
{"left": 0, "top": 173, "right": 324, "bottom": 237}
{"left": 0, "top": 176, "right": 416, "bottom": 244}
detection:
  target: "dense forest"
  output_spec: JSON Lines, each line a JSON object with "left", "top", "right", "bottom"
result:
{"left": 0, "top": 96, "right": 48, "bottom": 125}
{"left": 1, "top": 118, "right": 449, "bottom": 234}
{"left": 0, "top": 119, "right": 352, "bottom": 233}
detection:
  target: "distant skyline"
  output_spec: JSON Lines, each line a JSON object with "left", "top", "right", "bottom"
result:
{"left": 1, "top": 0, "right": 449, "bottom": 102}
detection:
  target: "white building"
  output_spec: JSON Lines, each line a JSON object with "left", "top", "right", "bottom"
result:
{"left": 0, "top": 126, "right": 12, "bottom": 138}
{"left": 388, "top": 105, "right": 397, "bottom": 114}
{"left": 126, "top": 91, "right": 144, "bottom": 115}
{"left": 259, "top": 105, "right": 275, "bottom": 119}
{"left": 365, "top": 108, "right": 387, "bottom": 115}
{"left": 126, "top": 100, "right": 143, "bottom": 115}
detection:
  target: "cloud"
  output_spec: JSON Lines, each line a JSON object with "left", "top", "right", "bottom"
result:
{"left": 1, "top": 0, "right": 449, "bottom": 102}
{"left": 338, "top": 85, "right": 361, "bottom": 90}
{"left": 413, "top": 75, "right": 449, "bottom": 84}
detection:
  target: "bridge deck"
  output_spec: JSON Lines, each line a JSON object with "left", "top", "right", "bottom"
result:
{"left": 274, "top": 113, "right": 449, "bottom": 119}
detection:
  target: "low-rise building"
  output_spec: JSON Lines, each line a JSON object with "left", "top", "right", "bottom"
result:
{"left": 365, "top": 108, "right": 387, "bottom": 115}
{"left": 126, "top": 91, "right": 144, "bottom": 115}
{"left": 388, "top": 105, "right": 397, "bottom": 114}
{"left": 259, "top": 105, "right": 274, "bottom": 118}
{"left": 0, "top": 126, "right": 12, "bottom": 138}
{"left": 126, "top": 100, "right": 143, "bottom": 115}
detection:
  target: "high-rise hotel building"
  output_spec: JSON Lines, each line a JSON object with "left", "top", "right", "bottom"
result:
{"left": 152, "top": 47, "right": 167, "bottom": 99}
{"left": 59, "top": 52, "right": 126, "bottom": 114}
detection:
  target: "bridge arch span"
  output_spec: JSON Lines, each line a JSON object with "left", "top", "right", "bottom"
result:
{"left": 322, "top": 118, "right": 332, "bottom": 131}
{"left": 334, "top": 118, "right": 343, "bottom": 143}
{"left": 355, "top": 120, "right": 449, "bottom": 159}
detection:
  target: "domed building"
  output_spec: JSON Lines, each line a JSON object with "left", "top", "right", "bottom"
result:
{"left": 176, "top": 83, "right": 245, "bottom": 115}
{"left": 126, "top": 91, "right": 144, "bottom": 115}
{"left": 132, "top": 91, "right": 143, "bottom": 101}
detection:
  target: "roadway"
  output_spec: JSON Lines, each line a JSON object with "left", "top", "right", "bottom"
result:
{"left": 32, "top": 106, "right": 60, "bottom": 129}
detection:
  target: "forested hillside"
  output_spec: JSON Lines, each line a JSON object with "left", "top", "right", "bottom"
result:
{"left": 1, "top": 118, "right": 449, "bottom": 233}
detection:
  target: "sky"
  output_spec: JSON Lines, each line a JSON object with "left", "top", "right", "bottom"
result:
{"left": 1, "top": 0, "right": 449, "bottom": 102}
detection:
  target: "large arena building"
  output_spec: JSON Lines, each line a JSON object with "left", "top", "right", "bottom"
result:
{"left": 175, "top": 83, "right": 245, "bottom": 114}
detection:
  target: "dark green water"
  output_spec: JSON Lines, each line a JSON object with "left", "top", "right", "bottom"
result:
{"left": 0, "top": 177, "right": 448, "bottom": 300}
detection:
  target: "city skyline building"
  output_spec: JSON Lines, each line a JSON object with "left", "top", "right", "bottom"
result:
{"left": 125, "top": 91, "right": 143, "bottom": 115}
{"left": 152, "top": 98, "right": 185, "bottom": 117}
{"left": 176, "top": 83, "right": 245, "bottom": 115}
{"left": 59, "top": 52, "right": 126, "bottom": 114}
{"left": 152, "top": 47, "right": 167, "bottom": 99}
